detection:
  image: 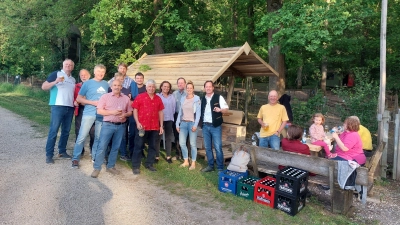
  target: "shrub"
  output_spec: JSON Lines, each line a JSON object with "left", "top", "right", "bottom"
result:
{"left": 292, "top": 90, "right": 328, "bottom": 128}
{"left": 332, "top": 68, "right": 379, "bottom": 135}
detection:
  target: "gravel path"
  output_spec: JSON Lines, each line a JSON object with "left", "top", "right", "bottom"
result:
{"left": 0, "top": 107, "right": 259, "bottom": 225}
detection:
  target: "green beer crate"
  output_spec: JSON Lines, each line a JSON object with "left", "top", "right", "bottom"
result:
{"left": 236, "top": 176, "right": 260, "bottom": 200}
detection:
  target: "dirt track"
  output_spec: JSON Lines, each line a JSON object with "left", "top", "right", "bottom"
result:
{"left": 0, "top": 107, "right": 259, "bottom": 225}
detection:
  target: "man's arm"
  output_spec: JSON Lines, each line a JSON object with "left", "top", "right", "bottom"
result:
{"left": 77, "top": 95, "right": 98, "bottom": 106}
{"left": 42, "top": 77, "right": 64, "bottom": 91}
{"left": 158, "top": 110, "right": 164, "bottom": 135}
{"left": 133, "top": 108, "right": 143, "bottom": 130}
{"left": 276, "top": 121, "right": 287, "bottom": 135}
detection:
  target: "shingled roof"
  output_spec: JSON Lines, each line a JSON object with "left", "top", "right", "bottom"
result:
{"left": 127, "top": 42, "right": 278, "bottom": 91}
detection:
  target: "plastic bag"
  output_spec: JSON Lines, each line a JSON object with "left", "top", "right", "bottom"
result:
{"left": 227, "top": 145, "right": 250, "bottom": 173}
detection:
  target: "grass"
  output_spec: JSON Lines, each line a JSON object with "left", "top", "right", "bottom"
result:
{"left": 0, "top": 82, "right": 361, "bottom": 225}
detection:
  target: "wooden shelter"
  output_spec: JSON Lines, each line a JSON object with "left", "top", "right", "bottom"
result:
{"left": 127, "top": 42, "right": 279, "bottom": 124}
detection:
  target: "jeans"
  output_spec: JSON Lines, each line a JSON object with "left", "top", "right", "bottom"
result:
{"left": 179, "top": 121, "right": 198, "bottom": 161}
{"left": 45, "top": 106, "right": 74, "bottom": 158}
{"left": 91, "top": 118, "right": 103, "bottom": 161}
{"left": 75, "top": 105, "right": 94, "bottom": 153}
{"left": 131, "top": 129, "right": 158, "bottom": 169}
{"left": 93, "top": 122, "right": 125, "bottom": 170}
{"left": 155, "top": 121, "right": 174, "bottom": 157}
{"left": 202, "top": 123, "right": 223, "bottom": 170}
{"left": 72, "top": 115, "right": 95, "bottom": 161}
{"left": 259, "top": 134, "right": 281, "bottom": 150}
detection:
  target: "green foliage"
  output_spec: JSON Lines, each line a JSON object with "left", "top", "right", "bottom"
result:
{"left": 292, "top": 90, "right": 328, "bottom": 128}
{"left": 332, "top": 68, "right": 379, "bottom": 135}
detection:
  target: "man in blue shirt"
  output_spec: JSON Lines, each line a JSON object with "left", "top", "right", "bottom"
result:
{"left": 42, "top": 59, "right": 76, "bottom": 164}
{"left": 71, "top": 64, "right": 109, "bottom": 168}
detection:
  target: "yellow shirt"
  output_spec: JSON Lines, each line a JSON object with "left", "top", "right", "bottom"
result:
{"left": 257, "top": 103, "right": 289, "bottom": 137}
{"left": 358, "top": 125, "right": 373, "bottom": 150}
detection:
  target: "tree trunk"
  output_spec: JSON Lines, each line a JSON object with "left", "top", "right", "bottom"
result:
{"left": 247, "top": 0, "right": 254, "bottom": 45}
{"left": 321, "top": 57, "right": 327, "bottom": 93}
{"left": 267, "top": 0, "right": 285, "bottom": 95}
{"left": 153, "top": 0, "right": 164, "bottom": 54}
{"left": 296, "top": 66, "right": 303, "bottom": 89}
{"left": 232, "top": 0, "right": 238, "bottom": 41}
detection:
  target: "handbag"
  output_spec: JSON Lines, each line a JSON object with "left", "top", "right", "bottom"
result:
{"left": 227, "top": 145, "right": 250, "bottom": 173}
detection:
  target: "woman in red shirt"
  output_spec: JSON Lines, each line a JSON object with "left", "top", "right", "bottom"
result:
{"left": 279, "top": 124, "right": 315, "bottom": 176}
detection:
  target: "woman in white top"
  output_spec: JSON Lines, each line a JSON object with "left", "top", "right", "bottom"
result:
{"left": 176, "top": 81, "right": 201, "bottom": 170}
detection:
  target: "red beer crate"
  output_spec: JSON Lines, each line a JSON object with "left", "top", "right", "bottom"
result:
{"left": 218, "top": 170, "right": 248, "bottom": 194}
{"left": 253, "top": 176, "right": 276, "bottom": 208}
{"left": 236, "top": 176, "right": 260, "bottom": 200}
{"left": 274, "top": 191, "right": 307, "bottom": 216}
{"left": 276, "top": 166, "right": 309, "bottom": 197}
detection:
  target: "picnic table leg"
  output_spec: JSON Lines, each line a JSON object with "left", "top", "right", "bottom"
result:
{"left": 331, "top": 184, "right": 354, "bottom": 215}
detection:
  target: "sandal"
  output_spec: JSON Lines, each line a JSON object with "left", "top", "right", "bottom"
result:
{"left": 189, "top": 165, "right": 196, "bottom": 170}
{"left": 327, "top": 153, "right": 337, "bottom": 159}
{"left": 180, "top": 163, "right": 189, "bottom": 168}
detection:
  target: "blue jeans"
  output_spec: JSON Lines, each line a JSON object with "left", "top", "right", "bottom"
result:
{"left": 91, "top": 118, "right": 103, "bottom": 161}
{"left": 259, "top": 134, "right": 281, "bottom": 150}
{"left": 202, "top": 123, "right": 223, "bottom": 170}
{"left": 107, "top": 123, "right": 128, "bottom": 158}
{"left": 72, "top": 115, "right": 95, "bottom": 161}
{"left": 45, "top": 106, "right": 74, "bottom": 158}
{"left": 131, "top": 129, "right": 158, "bottom": 169}
{"left": 179, "top": 121, "right": 198, "bottom": 161}
{"left": 93, "top": 122, "right": 125, "bottom": 170}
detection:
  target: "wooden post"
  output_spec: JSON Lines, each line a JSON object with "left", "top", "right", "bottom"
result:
{"left": 380, "top": 110, "right": 390, "bottom": 177}
{"left": 396, "top": 109, "right": 400, "bottom": 180}
{"left": 377, "top": 0, "right": 387, "bottom": 149}
{"left": 394, "top": 112, "right": 399, "bottom": 179}
{"left": 244, "top": 77, "right": 252, "bottom": 125}
{"left": 331, "top": 184, "right": 354, "bottom": 215}
{"left": 226, "top": 75, "right": 235, "bottom": 107}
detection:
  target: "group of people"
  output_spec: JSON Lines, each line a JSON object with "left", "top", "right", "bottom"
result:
{"left": 42, "top": 59, "right": 229, "bottom": 178}
{"left": 257, "top": 90, "right": 373, "bottom": 169}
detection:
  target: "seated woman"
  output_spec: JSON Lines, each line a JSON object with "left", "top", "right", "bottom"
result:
{"left": 331, "top": 116, "right": 365, "bottom": 165}
{"left": 279, "top": 124, "right": 315, "bottom": 176}
{"left": 281, "top": 124, "right": 310, "bottom": 155}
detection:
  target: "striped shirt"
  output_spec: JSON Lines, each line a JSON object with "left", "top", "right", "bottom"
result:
{"left": 108, "top": 76, "right": 134, "bottom": 89}
{"left": 97, "top": 92, "right": 133, "bottom": 123}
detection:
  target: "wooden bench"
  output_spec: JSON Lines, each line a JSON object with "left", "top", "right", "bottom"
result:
{"left": 231, "top": 142, "right": 385, "bottom": 215}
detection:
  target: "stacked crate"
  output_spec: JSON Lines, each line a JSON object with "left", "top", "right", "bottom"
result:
{"left": 274, "top": 166, "right": 309, "bottom": 216}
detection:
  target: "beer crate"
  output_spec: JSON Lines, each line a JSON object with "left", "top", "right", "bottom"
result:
{"left": 276, "top": 166, "right": 309, "bottom": 197}
{"left": 218, "top": 170, "right": 248, "bottom": 194}
{"left": 253, "top": 176, "right": 276, "bottom": 208}
{"left": 236, "top": 176, "right": 260, "bottom": 200}
{"left": 274, "top": 191, "right": 307, "bottom": 216}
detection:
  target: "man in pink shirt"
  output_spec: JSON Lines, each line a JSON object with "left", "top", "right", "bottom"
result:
{"left": 91, "top": 80, "right": 133, "bottom": 178}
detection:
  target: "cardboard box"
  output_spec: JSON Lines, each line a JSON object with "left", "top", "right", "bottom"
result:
{"left": 223, "top": 110, "right": 244, "bottom": 125}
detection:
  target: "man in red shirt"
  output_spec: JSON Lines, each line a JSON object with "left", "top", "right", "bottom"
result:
{"left": 131, "top": 79, "right": 164, "bottom": 174}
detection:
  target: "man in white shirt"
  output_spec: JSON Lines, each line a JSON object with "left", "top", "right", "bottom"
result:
{"left": 200, "top": 80, "right": 229, "bottom": 172}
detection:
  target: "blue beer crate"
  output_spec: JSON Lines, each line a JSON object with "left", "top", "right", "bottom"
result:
{"left": 218, "top": 170, "right": 248, "bottom": 194}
